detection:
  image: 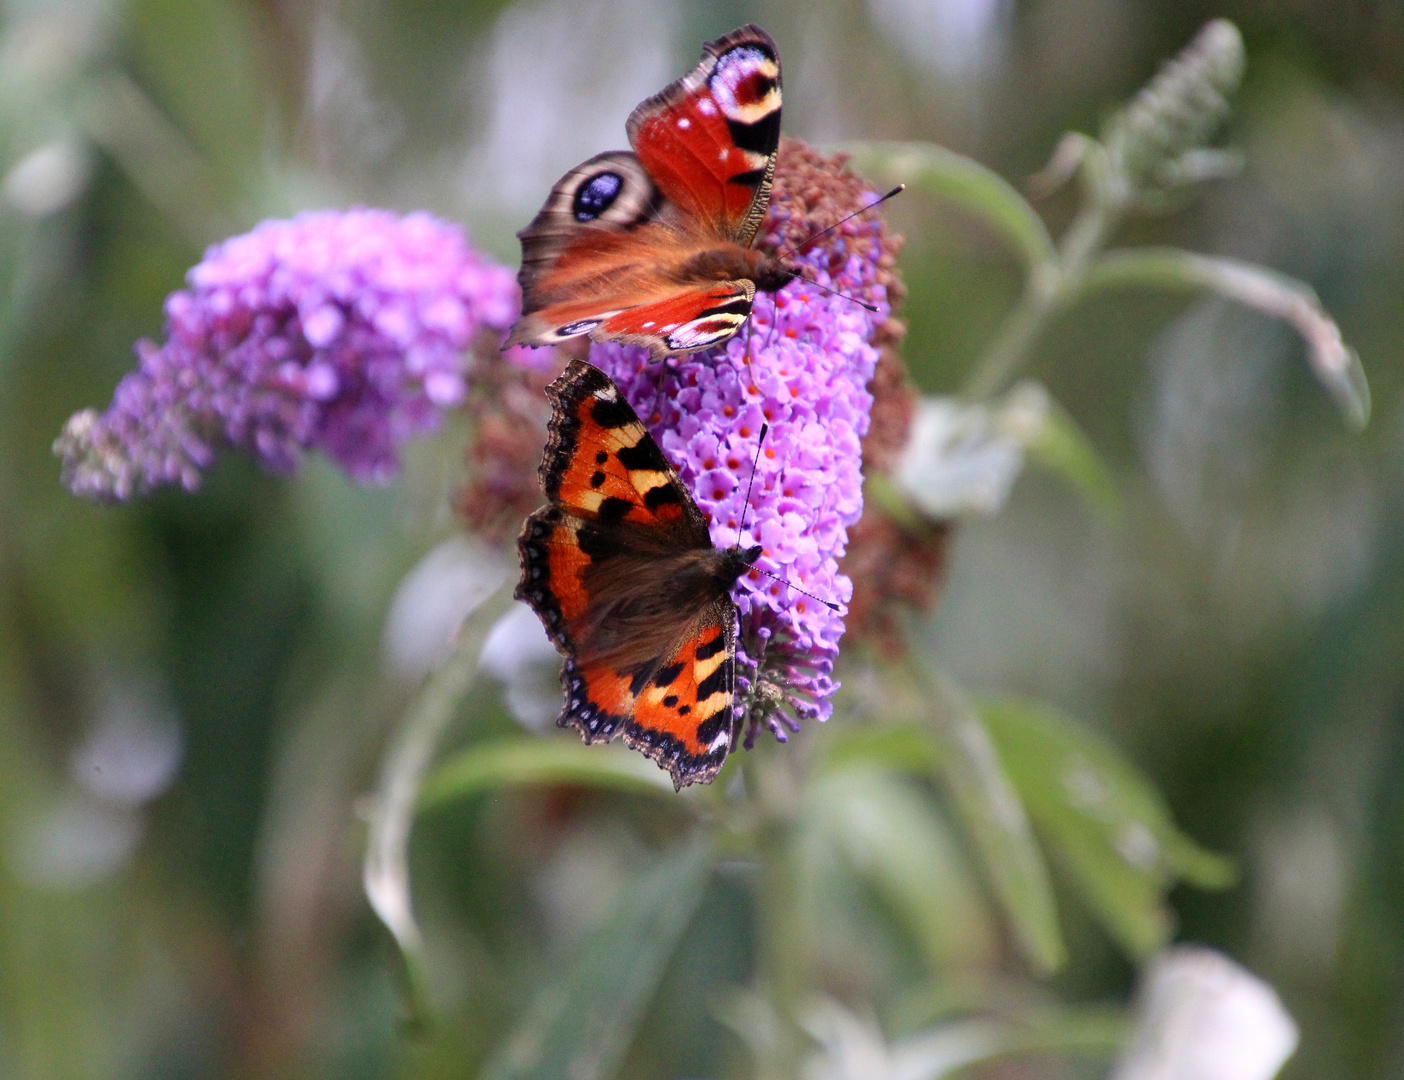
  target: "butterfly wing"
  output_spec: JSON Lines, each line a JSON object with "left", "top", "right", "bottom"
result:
{"left": 506, "top": 26, "right": 781, "bottom": 358}
{"left": 597, "top": 281, "right": 755, "bottom": 356}
{"left": 627, "top": 25, "right": 782, "bottom": 245}
{"left": 516, "top": 360, "right": 743, "bottom": 788}
{"left": 562, "top": 603, "right": 738, "bottom": 788}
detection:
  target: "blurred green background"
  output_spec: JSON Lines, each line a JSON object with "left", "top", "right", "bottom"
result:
{"left": 1, "top": 0, "right": 1402, "bottom": 1078}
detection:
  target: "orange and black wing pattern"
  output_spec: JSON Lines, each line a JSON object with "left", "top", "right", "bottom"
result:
{"left": 562, "top": 603, "right": 738, "bottom": 786}
{"left": 516, "top": 360, "right": 745, "bottom": 788}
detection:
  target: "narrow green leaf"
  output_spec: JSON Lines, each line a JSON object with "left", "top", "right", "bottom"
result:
{"left": 816, "top": 723, "right": 948, "bottom": 776}
{"left": 482, "top": 841, "right": 715, "bottom": 1080}
{"left": 1018, "top": 388, "right": 1123, "bottom": 521}
{"left": 912, "top": 665, "right": 1067, "bottom": 975}
{"left": 843, "top": 141, "right": 1058, "bottom": 275}
{"left": 421, "top": 736, "right": 675, "bottom": 807}
{"left": 980, "top": 698, "right": 1235, "bottom": 960}
{"left": 1078, "top": 247, "right": 1371, "bottom": 429}
{"left": 362, "top": 568, "right": 515, "bottom": 1021}
{"left": 806, "top": 768, "right": 1000, "bottom": 971}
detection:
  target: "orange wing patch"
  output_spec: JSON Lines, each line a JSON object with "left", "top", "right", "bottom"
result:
{"left": 600, "top": 282, "right": 755, "bottom": 356}
{"left": 538, "top": 362, "right": 705, "bottom": 536}
{"left": 556, "top": 605, "right": 736, "bottom": 788}
{"left": 621, "top": 608, "right": 737, "bottom": 782}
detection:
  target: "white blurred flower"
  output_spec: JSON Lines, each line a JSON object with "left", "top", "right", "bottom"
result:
{"left": 382, "top": 535, "right": 511, "bottom": 679}
{"left": 9, "top": 672, "right": 182, "bottom": 891}
{"left": 801, "top": 997, "right": 1008, "bottom": 1080}
{"left": 895, "top": 383, "right": 1049, "bottom": 519}
{"left": 10, "top": 791, "right": 143, "bottom": 891}
{"left": 1111, "top": 946, "right": 1298, "bottom": 1080}
{"left": 2, "top": 139, "right": 89, "bottom": 217}
{"left": 478, "top": 600, "right": 561, "bottom": 731}
{"left": 71, "top": 678, "right": 182, "bottom": 805}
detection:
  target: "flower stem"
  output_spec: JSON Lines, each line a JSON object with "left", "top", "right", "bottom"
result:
{"left": 961, "top": 196, "right": 1123, "bottom": 402}
{"left": 746, "top": 754, "right": 808, "bottom": 1080}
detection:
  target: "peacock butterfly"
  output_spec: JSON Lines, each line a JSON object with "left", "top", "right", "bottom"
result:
{"left": 505, "top": 25, "right": 793, "bottom": 360}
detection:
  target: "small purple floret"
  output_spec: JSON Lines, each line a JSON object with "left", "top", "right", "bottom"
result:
{"left": 586, "top": 207, "right": 889, "bottom": 738}
{"left": 56, "top": 209, "right": 518, "bottom": 499}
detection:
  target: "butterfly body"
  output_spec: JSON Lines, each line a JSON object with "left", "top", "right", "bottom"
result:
{"left": 517, "top": 359, "right": 760, "bottom": 788}
{"left": 507, "top": 26, "right": 787, "bottom": 360}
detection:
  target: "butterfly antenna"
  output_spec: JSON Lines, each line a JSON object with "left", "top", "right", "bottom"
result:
{"left": 750, "top": 566, "right": 841, "bottom": 611}
{"left": 771, "top": 184, "right": 905, "bottom": 261}
{"left": 789, "top": 271, "right": 879, "bottom": 312}
{"left": 738, "top": 422, "right": 769, "bottom": 545}
{"left": 734, "top": 425, "right": 841, "bottom": 613}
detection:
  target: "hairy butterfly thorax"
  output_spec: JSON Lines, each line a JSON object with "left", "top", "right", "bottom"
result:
{"left": 505, "top": 26, "right": 788, "bottom": 360}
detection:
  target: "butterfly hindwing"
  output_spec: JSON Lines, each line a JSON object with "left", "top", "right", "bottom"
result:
{"left": 619, "top": 603, "right": 737, "bottom": 783}
{"left": 516, "top": 360, "right": 756, "bottom": 789}
{"left": 627, "top": 25, "right": 782, "bottom": 244}
{"left": 600, "top": 281, "right": 755, "bottom": 355}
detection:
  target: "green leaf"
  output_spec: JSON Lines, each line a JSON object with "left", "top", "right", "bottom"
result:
{"left": 817, "top": 723, "right": 947, "bottom": 776}
{"left": 980, "top": 697, "right": 1235, "bottom": 960}
{"left": 843, "top": 141, "right": 1057, "bottom": 276}
{"left": 1078, "top": 247, "right": 1370, "bottom": 429}
{"left": 913, "top": 666, "right": 1067, "bottom": 975}
{"left": 482, "top": 840, "right": 715, "bottom": 1080}
{"left": 805, "top": 768, "right": 1000, "bottom": 971}
{"left": 362, "top": 568, "right": 514, "bottom": 1022}
{"left": 421, "top": 736, "right": 675, "bottom": 807}
{"left": 1017, "top": 387, "right": 1123, "bottom": 522}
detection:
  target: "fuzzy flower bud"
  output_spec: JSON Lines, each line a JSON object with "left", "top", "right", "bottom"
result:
{"left": 1104, "top": 19, "right": 1245, "bottom": 190}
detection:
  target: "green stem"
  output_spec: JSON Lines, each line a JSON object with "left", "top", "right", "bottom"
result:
{"left": 746, "top": 755, "right": 808, "bottom": 1080}
{"left": 962, "top": 193, "right": 1125, "bottom": 401}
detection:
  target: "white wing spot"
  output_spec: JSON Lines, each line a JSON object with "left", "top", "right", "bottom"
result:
{"left": 698, "top": 98, "right": 718, "bottom": 117}
{"left": 706, "top": 730, "right": 730, "bottom": 752}
{"left": 719, "top": 148, "right": 729, "bottom": 161}
{"left": 642, "top": 321, "right": 655, "bottom": 328}
{"left": 676, "top": 117, "right": 691, "bottom": 129}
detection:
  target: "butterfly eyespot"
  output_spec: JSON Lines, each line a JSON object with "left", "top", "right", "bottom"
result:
{"left": 573, "top": 171, "right": 624, "bottom": 221}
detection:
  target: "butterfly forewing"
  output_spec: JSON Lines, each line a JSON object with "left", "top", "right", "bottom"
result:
{"left": 627, "top": 25, "right": 782, "bottom": 245}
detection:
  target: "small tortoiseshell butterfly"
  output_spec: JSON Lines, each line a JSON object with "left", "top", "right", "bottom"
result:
{"left": 516, "top": 359, "right": 761, "bottom": 788}
{"left": 505, "top": 25, "right": 794, "bottom": 360}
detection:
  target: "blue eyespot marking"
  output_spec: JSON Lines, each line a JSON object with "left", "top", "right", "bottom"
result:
{"left": 573, "top": 172, "right": 624, "bottom": 221}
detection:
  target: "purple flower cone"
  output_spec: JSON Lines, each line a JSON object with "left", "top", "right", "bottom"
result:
{"left": 56, "top": 209, "right": 518, "bottom": 499}
{"left": 586, "top": 200, "right": 890, "bottom": 741}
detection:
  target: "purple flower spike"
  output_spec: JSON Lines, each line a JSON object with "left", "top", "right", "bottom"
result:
{"left": 584, "top": 141, "right": 898, "bottom": 741}
{"left": 56, "top": 209, "right": 518, "bottom": 499}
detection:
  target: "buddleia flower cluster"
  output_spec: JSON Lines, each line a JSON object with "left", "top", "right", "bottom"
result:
{"left": 54, "top": 141, "right": 910, "bottom": 759}
{"left": 583, "top": 139, "right": 904, "bottom": 743}
{"left": 55, "top": 209, "right": 517, "bottom": 499}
